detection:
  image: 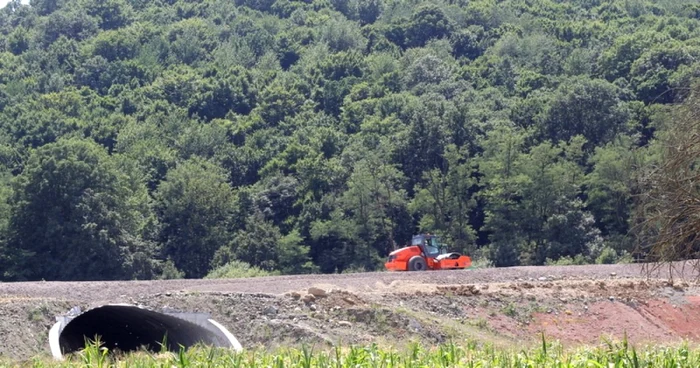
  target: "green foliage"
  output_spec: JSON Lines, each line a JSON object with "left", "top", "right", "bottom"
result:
{"left": 542, "top": 78, "right": 631, "bottom": 148}
{"left": 277, "top": 229, "right": 319, "bottom": 274}
{"left": 155, "top": 157, "right": 235, "bottom": 279}
{"left": 0, "top": 0, "right": 696, "bottom": 280}
{"left": 545, "top": 255, "right": 587, "bottom": 266}
{"left": 411, "top": 144, "right": 477, "bottom": 254}
{"left": 218, "top": 212, "right": 281, "bottom": 271}
{"left": 11, "top": 339, "right": 700, "bottom": 367}
{"left": 584, "top": 137, "right": 643, "bottom": 253}
{"left": 204, "top": 259, "right": 277, "bottom": 279}
{"left": 157, "top": 259, "right": 185, "bottom": 280}
{"left": 596, "top": 246, "right": 619, "bottom": 264}
{"left": 4, "top": 138, "right": 158, "bottom": 281}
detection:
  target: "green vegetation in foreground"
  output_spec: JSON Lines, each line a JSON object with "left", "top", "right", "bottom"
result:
{"left": 6, "top": 338, "right": 700, "bottom": 368}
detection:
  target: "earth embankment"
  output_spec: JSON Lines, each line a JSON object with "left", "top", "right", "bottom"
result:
{"left": 1, "top": 262, "right": 699, "bottom": 361}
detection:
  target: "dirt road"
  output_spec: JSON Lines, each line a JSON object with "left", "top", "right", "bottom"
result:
{"left": 0, "top": 263, "right": 672, "bottom": 302}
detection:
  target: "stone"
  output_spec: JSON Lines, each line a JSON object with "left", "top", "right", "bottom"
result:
{"left": 302, "top": 294, "right": 316, "bottom": 303}
{"left": 309, "top": 304, "right": 317, "bottom": 311}
{"left": 263, "top": 306, "right": 278, "bottom": 315}
{"left": 308, "top": 287, "right": 328, "bottom": 298}
{"left": 408, "top": 318, "right": 422, "bottom": 332}
{"left": 338, "top": 321, "right": 352, "bottom": 328}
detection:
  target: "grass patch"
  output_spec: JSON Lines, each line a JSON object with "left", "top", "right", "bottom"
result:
{"left": 26, "top": 304, "right": 49, "bottom": 322}
{"left": 7, "top": 336, "right": 700, "bottom": 367}
{"left": 470, "top": 317, "right": 489, "bottom": 330}
{"left": 501, "top": 302, "right": 517, "bottom": 318}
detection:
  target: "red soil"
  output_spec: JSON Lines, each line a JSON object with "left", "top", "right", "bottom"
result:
{"left": 530, "top": 296, "right": 700, "bottom": 345}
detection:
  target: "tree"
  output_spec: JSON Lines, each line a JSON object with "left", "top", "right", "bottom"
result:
{"left": 411, "top": 144, "right": 477, "bottom": 254}
{"left": 0, "top": 167, "right": 15, "bottom": 279}
{"left": 317, "top": 142, "right": 408, "bottom": 269}
{"left": 629, "top": 42, "right": 699, "bottom": 104}
{"left": 542, "top": 78, "right": 631, "bottom": 149}
{"left": 155, "top": 156, "right": 235, "bottom": 278}
{"left": 1, "top": 0, "right": 698, "bottom": 278}
{"left": 340, "top": 147, "right": 409, "bottom": 264}
{"left": 634, "top": 84, "right": 700, "bottom": 275}
{"left": 477, "top": 125, "right": 529, "bottom": 267}
{"left": 450, "top": 28, "right": 484, "bottom": 60}
{"left": 585, "top": 137, "right": 641, "bottom": 251}
{"left": 598, "top": 31, "right": 670, "bottom": 82}
{"left": 4, "top": 138, "right": 157, "bottom": 281}
{"left": 356, "top": 0, "right": 382, "bottom": 25}
{"left": 85, "top": 0, "right": 133, "bottom": 30}
{"left": 31, "top": 0, "right": 64, "bottom": 16}
{"left": 405, "top": 4, "right": 453, "bottom": 48}
{"left": 478, "top": 125, "right": 598, "bottom": 266}
{"left": 216, "top": 210, "right": 281, "bottom": 271}
{"left": 277, "top": 229, "right": 317, "bottom": 274}
{"left": 393, "top": 94, "right": 455, "bottom": 192}
{"left": 114, "top": 117, "right": 178, "bottom": 191}
{"left": 309, "top": 208, "right": 356, "bottom": 273}
{"left": 41, "top": 10, "right": 99, "bottom": 45}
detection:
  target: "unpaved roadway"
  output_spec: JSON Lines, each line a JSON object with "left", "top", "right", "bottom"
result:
{"left": 0, "top": 263, "right": 682, "bottom": 302}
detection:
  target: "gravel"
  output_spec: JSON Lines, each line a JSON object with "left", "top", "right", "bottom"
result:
{"left": 0, "top": 263, "right": 684, "bottom": 303}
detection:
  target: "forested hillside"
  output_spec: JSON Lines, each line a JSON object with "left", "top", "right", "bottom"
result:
{"left": 0, "top": 0, "right": 697, "bottom": 280}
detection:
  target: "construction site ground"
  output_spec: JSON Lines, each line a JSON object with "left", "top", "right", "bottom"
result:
{"left": 2, "top": 263, "right": 700, "bottom": 361}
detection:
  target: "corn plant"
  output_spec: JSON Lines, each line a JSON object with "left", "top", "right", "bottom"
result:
{"left": 7, "top": 338, "right": 700, "bottom": 368}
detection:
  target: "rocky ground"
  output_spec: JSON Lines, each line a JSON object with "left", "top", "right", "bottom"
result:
{"left": 1, "top": 262, "right": 700, "bottom": 361}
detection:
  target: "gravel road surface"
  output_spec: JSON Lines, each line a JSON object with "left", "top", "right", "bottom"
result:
{"left": 0, "top": 263, "right": 688, "bottom": 302}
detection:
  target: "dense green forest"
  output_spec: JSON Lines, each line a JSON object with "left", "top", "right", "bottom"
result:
{"left": 0, "top": 0, "right": 697, "bottom": 280}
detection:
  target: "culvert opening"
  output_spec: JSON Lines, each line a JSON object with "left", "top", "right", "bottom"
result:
{"left": 51, "top": 305, "right": 241, "bottom": 359}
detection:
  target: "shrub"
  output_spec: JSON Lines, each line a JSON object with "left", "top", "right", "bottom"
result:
{"left": 545, "top": 254, "right": 588, "bottom": 266}
{"left": 205, "top": 260, "right": 279, "bottom": 279}
{"left": 158, "top": 259, "right": 185, "bottom": 280}
{"left": 596, "top": 246, "right": 618, "bottom": 264}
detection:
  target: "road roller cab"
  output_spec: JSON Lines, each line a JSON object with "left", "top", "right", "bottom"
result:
{"left": 384, "top": 234, "right": 472, "bottom": 271}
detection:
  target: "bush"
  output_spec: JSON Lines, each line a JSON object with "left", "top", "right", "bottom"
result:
{"left": 469, "top": 247, "right": 494, "bottom": 269}
{"left": 545, "top": 254, "right": 588, "bottom": 266}
{"left": 158, "top": 259, "right": 185, "bottom": 280}
{"left": 342, "top": 264, "right": 369, "bottom": 274}
{"left": 596, "top": 246, "right": 618, "bottom": 264}
{"left": 205, "top": 260, "right": 279, "bottom": 279}
{"left": 470, "top": 257, "right": 494, "bottom": 269}
{"left": 616, "top": 250, "right": 635, "bottom": 264}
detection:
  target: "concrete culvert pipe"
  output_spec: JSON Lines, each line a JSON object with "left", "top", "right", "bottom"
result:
{"left": 49, "top": 304, "right": 242, "bottom": 360}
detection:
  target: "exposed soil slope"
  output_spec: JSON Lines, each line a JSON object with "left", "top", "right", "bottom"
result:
{"left": 1, "top": 263, "right": 699, "bottom": 361}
